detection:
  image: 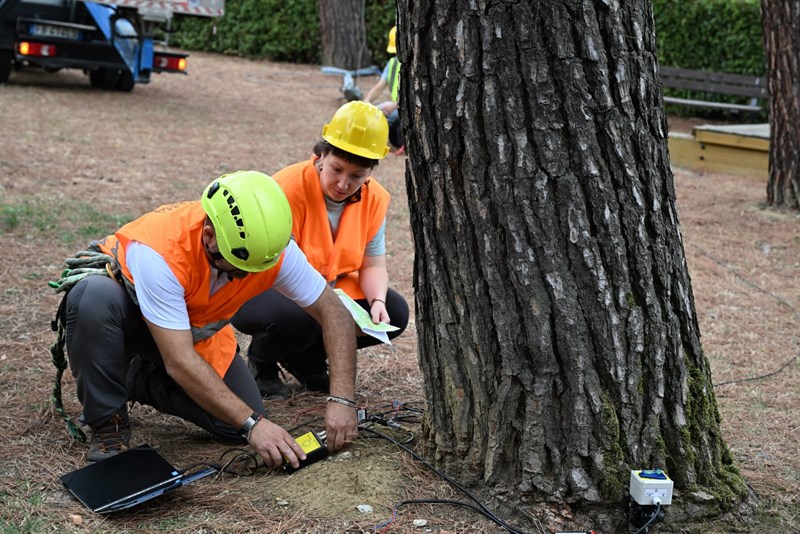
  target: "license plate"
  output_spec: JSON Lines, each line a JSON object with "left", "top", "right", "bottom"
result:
{"left": 29, "top": 23, "right": 81, "bottom": 40}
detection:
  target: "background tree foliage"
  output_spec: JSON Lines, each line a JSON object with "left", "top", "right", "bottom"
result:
{"left": 172, "top": 0, "right": 396, "bottom": 66}
{"left": 171, "top": 0, "right": 763, "bottom": 77}
{"left": 653, "top": 0, "right": 766, "bottom": 115}
{"left": 653, "top": 0, "right": 764, "bottom": 75}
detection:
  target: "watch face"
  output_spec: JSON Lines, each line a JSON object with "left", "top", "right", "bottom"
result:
{"left": 239, "top": 414, "right": 261, "bottom": 438}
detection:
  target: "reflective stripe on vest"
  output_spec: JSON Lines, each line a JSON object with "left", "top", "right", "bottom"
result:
{"left": 387, "top": 57, "right": 400, "bottom": 102}
{"left": 191, "top": 319, "right": 230, "bottom": 344}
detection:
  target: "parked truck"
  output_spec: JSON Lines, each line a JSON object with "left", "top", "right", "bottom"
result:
{"left": 0, "top": 0, "right": 222, "bottom": 90}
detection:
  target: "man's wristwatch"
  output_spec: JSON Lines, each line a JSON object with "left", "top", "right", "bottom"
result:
{"left": 238, "top": 412, "right": 263, "bottom": 440}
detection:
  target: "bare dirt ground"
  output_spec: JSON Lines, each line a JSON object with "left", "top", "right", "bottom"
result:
{"left": 0, "top": 52, "right": 798, "bottom": 533}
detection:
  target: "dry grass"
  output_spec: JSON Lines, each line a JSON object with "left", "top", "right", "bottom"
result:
{"left": 0, "top": 53, "right": 798, "bottom": 533}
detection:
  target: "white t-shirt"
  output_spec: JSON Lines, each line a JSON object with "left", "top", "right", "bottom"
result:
{"left": 126, "top": 239, "right": 325, "bottom": 330}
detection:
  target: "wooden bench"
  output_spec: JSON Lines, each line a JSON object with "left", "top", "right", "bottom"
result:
{"left": 660, "top": 66, "right": 768, "bottom": 112}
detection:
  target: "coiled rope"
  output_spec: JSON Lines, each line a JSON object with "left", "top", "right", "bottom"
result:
{"left": 48, "top": 248, "right": 121, "bottom": 442}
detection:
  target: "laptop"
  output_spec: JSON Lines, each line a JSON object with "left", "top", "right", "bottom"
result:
{"left": 60, "top": 444, "right": 216, "bottom": 513}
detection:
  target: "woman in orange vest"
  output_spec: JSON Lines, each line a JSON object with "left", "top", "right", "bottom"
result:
{"left": 232, "top": 102, "right": 409, "bottom": 399}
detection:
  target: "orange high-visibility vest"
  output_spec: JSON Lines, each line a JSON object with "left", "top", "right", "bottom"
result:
{"left": 97, "top": 201, "right": 284, "bottom": 377}
{"left": 274, "top": 158, "right": 389, "bottom": 300}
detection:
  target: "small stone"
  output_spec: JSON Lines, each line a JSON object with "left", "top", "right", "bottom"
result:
{"left": 356, "top": 504, "right": 373, "bottom": 514}
{"left": 413, "top": 519, "right": 428, "bottom": 527}
{"left": 69, "top": 514, "right": 82, "bottom": 525}
{"left": 334, "top": 451, "right": 352, "bottom": 461}
{"left": 276, "top": 500, "right": 289, "bottom": 506}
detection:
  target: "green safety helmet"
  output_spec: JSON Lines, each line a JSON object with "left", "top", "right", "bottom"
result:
{"left": 322, "top": 101, "right": 390, "bottom": 160}
{"left": 201, "top": 170, "right": 292, "bottom": 272}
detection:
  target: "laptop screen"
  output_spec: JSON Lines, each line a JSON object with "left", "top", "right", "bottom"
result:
{"left": 60, "top": 445, "right": 183, "bottom": 513}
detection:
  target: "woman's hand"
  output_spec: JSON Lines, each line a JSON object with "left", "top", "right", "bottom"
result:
{"left": 370, "top": 299, "right": 390, "bottom": 324}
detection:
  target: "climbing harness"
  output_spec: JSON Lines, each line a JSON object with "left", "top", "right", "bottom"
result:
{"left": 48, "top": 244, "right": 132, "bottom": 442}
{"left": 47, "top": 242, "right": 230, "bottom": 441}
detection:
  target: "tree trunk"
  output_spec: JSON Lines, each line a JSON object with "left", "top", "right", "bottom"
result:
{"left": 318, "top": 0, "right": 370, "bottom": 69}
{"left": 761, "top": 0, "right": 800, "bottom": 210}
{"left": 399, "top": 0, "right": 747, "bottom": 528}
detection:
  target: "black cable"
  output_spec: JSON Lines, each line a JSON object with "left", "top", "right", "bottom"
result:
{"left": 688, "top": 243, "right": 800, "bottom": 387}
{"left": 363, "top": 425, "right": 529, "bottom": 534}
{"left": 713, "top": 352, "right": 799, "bottom": 387}
{"left": 373, "top": 499, "right": 500, "bottom": 531}
{"left": 177, "top": 461, "right": 219, "bottom": 475}
{"left": 633, "top": 502, "right": 662, "bottom": 534}
{"left": 393, "top": 498, "right": 495, "bottom": 517}
{"left": 270, "top": 403, "right": 528, "bottom": 531}
{"left": 286, "top": 416, "right": 324, "bottom": 434}
{"left": 217, "top": 447, "right": 260, "bottom": 476}
{"left": 286, "top": 400, "right": 421, "bottom": 434}
{"left": 360, "top": 419, "right": 415, "bottom": 445}
{"left": 177, "top": 449, "right": 260, "bottom": 479}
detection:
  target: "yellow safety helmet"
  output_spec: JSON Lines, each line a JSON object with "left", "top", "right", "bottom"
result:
{"left": 322, "top": 101, "right": 390, "bottom": 160}
{"left": 387, "top": 26, "right": 396, "bottom": 54}
{"left": 201, "top": 170, "right": 292, "bottom": 272}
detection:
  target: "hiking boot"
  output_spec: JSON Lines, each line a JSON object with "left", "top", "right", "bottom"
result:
{"left": 87, "top": 409, "right": 131, "bottom": 462}
{"left": 279, "top": 351, "right": 330, "bottom": 393}
{"left": 248, "top": 359, "right": 289, "bottom": 400}
{"left": 296, "top": 372, "right": 330, "bottom": 394}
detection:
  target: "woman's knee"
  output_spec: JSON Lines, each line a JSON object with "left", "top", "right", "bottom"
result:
{"left": 386, "top": 288, "right": 409, "bottom": 335}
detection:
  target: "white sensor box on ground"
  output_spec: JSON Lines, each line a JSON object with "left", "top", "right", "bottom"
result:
{"left": 630, "top": 469, "right": 674, "bottom": 505}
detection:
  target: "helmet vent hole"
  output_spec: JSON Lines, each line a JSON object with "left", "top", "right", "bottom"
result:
{"left": 231, "top": 247, "right": 249, "bottom": 260}
{"left": 206, "top": 181, "right": 221, "bottom": 199}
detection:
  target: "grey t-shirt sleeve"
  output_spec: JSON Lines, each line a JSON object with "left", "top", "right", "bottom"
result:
{"left": 364, "top": 218, "right": 386, "bottom": 257}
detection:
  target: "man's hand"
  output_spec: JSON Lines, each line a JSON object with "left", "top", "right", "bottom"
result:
{"left": 144, "top": 320, "right": 306, "bottom": 468}
{"left": 324, "top": 402, "right": 358, "bottom": 452}
{"left": 248, "top": 419, "right": 307, "bottom": 469}
{"left": 303, "top": 285, "right": 358, "bottom": 452}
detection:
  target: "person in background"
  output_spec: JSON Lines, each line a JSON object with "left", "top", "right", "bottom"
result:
{"left": 56, "top": 171, "right": 358, "bottom": 464}
{"left": 363, "top": 25, "right": 403, "bottom": 152}
{"left": 232, "top": 101, "right": 409, "bottom": 399}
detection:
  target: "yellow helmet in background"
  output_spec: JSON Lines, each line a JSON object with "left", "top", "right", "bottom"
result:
{"left": 387, "top": 26, "right": 397, "bottom": 54}
{"left": 201, "top": 171, "right": 292, "bottom": 272}
{"left": 322, "top": 101, "right": 390, "bottom": 160}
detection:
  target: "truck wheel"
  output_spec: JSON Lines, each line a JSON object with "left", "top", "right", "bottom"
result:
{"left": 116, "top": 70, "right": 134, "bottom": 92}
{"left": 0, "top": 50, "right": 12, "bottom": 84}
{"left": 89, "top": 68, "right": 120, "bottom": 90}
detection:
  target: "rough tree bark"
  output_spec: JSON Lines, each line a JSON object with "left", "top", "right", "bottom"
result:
{"left": 761, "top": 0, "right": 800, "bottom": 210}
{"left": 399, "top": 0, "right": 747, "bottom": 528}
{"left": 318, "top": 0, "right": 370, "bottom": 70}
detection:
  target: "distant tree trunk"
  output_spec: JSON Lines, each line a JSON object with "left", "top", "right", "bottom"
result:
{"left": 318, "top": 0, "right": 369, "bottom": 69}
{"left": 761, "top": 0, "right": 800, "bottom": 210}
{"left": 399, "top": 0, "right": 747, "bottom": 528}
